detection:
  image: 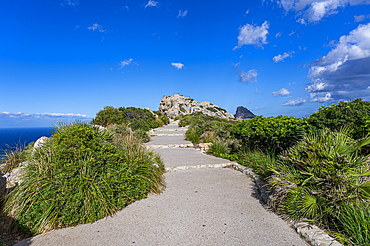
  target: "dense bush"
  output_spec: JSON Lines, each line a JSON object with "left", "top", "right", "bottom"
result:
{"left": 4, "top": 121, "right": 165, "bottom": 234}
{"left": 231, "top": 116, "right": 309, "bottom": 154}
{"left": 92, "top": 106, "right": 168, "bottom": 131}
{"left": 307, "top": 99, "right": 370, "bottom": 140}
{"left": 178, "top": 112, "right": 237, "bottom": 144}
{"left": 269, "top": 128, "right": 370, "bottom": 226}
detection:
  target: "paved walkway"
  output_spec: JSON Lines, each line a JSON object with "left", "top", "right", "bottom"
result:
{"left": 16, "top": 121, "right": 307, "bottom": 246}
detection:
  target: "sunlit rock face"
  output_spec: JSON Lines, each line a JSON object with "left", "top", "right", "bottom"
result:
{"left": 159, "top": 94, "right": 235, "bottom": 119}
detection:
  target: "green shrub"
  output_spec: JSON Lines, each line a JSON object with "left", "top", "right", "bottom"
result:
{"left": 0, "top": 143, "right": 28, "bottom": 174}
{"left": 269, "top": 128, "right": 370, "bottom": 225}
{"left": 92, "top": 106, "right": 164, "bottom": 132}
{"left": 238, "top": 150, "right": 274, "bottom": 179}
{"left": 336, "top": 203, "right": 370, "bottom": 245}
{"left": 208, "top": 139, "right": 230, "bottom": 156}
{"left": 307, "top": 99, "right": 370, "bottom": 140}
{"left": 92, "top": 106, "right": 124, "bottom": 127}
{"left": 185, "top": 127, "right": 200, "bottom": 144}
{"left": 231, "top": 115, "right": 308, "bottom": 154}
{"left": 4, "top": 121, "right": 165, "bottom": 234}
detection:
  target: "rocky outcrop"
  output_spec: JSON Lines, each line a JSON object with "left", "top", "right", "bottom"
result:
{"left": 234, "top": 106, "right": 255, "bottom": 120}
{"left": 159, "top": 94, "right": 234, "bottom": 119}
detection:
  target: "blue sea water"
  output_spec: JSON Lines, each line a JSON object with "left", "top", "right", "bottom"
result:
{"left": 0, "top": 127, "right": 54, "bottom": 155}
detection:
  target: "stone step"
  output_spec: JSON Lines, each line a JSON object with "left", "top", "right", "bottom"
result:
{"left": 145, "top": 143, "right": 193, "bottom": 149}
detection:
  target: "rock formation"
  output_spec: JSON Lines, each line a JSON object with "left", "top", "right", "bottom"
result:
{"left": 159, "top": 94, "right": 234, "bottom": 119}
{"left": 234, "top": 106, "right": 255, "bottom": 120}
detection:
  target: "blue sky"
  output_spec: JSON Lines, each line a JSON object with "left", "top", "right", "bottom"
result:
{"left": 1, "top": 0, "right": 370, "bottom": 127}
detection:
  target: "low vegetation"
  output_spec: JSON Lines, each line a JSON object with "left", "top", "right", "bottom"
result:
{"left": 2, "top": 105, "right": 168, "bottom": 238}
{"left": 180, "top": 100, "right": 370, "bottom": 245}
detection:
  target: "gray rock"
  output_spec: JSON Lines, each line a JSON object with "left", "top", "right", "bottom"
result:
{"left": 159, "top": 94, "right": 234, "bottom": 119}
{"left": 33, "top": 136, "right": 49, "bottom": 150}
{"left": 234, "top": 106, "right": 255, "bottom": 119}
{"left": 0, "top": 175, "right": 6, "bottom": 199}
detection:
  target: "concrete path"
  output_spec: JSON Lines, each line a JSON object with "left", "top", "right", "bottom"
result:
{"left": 15, "top": 120, "right": 307, "bottom": 246}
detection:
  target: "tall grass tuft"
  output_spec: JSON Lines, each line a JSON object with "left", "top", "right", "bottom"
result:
{"left": 0, "top": 143, "right": 28, "bottom": 174}
{"left": 4, "top": 121, "right": 165, "bottom": 234}
{"left": 336, "top": 203, "right": 370, "bottom": 246}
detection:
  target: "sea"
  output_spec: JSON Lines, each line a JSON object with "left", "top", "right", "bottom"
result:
{"left": 0, "top": 127, "right": 55, "bottom": 155}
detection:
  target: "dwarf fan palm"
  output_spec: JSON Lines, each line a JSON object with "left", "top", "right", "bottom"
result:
{"left": 269, "top": 128, "right": 370, "bottom": 225}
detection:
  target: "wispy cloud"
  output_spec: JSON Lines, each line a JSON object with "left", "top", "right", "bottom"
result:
{"left": 118, "top": 59, "right": 134, "bottom": 69}
{"left": 87, "top": 23, "right": 106, "bottom": 32}
{"left": 171, "top": 62, "right": 185, "bottom": 70}
{"left": 145, "top": 0, "right": 159, "bottom": 8}
{"left": 275, "top": 0, "right": 370, "bottom": 23}
{"left": 236, "top": 69, "right": 258, "bottom": 84}
{"left": 273, "top": 51, "right": 295, "bottom": 63}
{"left": 306, "top": 23, "right": 370, "bottom": 103}
{"left": 253, "top": 107, "right": 266, "bottom": 110}
{"left": 254, "top": 88, "right": 263, "bottom": 94}
{"left": 0, "top": 112, "right": 91, "bottom": 127}
{"left": 354, "top": 14, "right": 370, "bottom": 22}
{"left": 61, "top": 0, "right": 79, "bottom": 7}
{"left": 281, "top": 98, "right": 306, "bottom": 106}
{"left": 233, "top": 21, "right": 269, "bottom": 50}
{"left": 177, "top": 10, "right": 188, "bottom": 18}
{"left": 272, "top": 88, "right": 294, "bottom": 96}
{"left": 275, "top": 32, "right": 282, "bottom": 38}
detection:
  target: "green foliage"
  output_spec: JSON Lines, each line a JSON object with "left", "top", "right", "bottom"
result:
{"left": 4, "top": 121, "right": 165, "bottom": 234}
{"left": 336, "top": 203, "right": 370, "bottom": 245}
{"left": 92, "top": 106, "right": 168, "bottom": 132}
{"left": 208, "top": 139, "right": 230, "bottom": 156}
{"left": 178, "top": 112, "right": 237, "bottom": 145}
{"left": 269, "top": 128, "right": 370, "bottom": 225}
{"left": 185, "top": 127, "right": 200, "bottom": 144}
{"left": 237, "top": 150, "right": 275, "bottom": 179}
{"left": 179, "top": 104, "right": 186, "bottom": 113}
{"left": 0, "top": 143, "right": 29, "bottom": 174}
{"left": 307, "top": 99, "right": 370, "bottom": 140}
{"left": 92, "top": 106, "right": 124, "bottom": 127}
{"left": 231, "top": 115, "right": 308, "bottom": 154}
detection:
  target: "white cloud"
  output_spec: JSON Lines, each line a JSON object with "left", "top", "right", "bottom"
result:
{"left": 306, "top": 23, "right": 370, "bottom": 102}
{"left": 281, "top": 97, "right": 306, "bottom": 106}
{"left": 272, "top": 88, "right": 294, "bottom": 96}
{"left": 145, "top": 0, "right": 159, "bottom": 8}
{"left": 275, "top": 0, "right": 370, "bottom": 23}
{"left": 246, "top": 9, "right": 250, "bottom": 14}
{"left": 0, "top": 112, "right": 91, "bottom": 127}
{"left": 297, "top": 18, "right": 307, "bottom": 25}
{"left": 275, "top": 32, "right": 282, "bottom": 38}
{"left": 118, "top": 59, "right": 133, "bottom": 69}
{"left": 355, "top": 14, "right": 370, "bottom": 22}
{"left": 236, "top": 69, "right": 258, "bottom": 84}
{"left": 233, "top": 21, "right": 270, "bottom": 50}
{"left": 171, "top": 62, "right": 185, "bottom": 69}
{"left": 87, "top": 23, "right": 106, "bottom": 32}
{"left": 253, "top": 107, "right": 266, "bottom": 110}
{"left": 273, "top": 51, "right": 295, "bottom": 62}
{"left": 177, "top": 10, "right": 188, "bottom": 18}
{"left": 61, "top": 0, "right": 79, "bottom": 6}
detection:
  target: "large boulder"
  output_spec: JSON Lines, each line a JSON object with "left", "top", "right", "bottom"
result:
{"left": 159, "top": 94, "right": 234, "bottom": 119}
{"left": 234, "top": 106, "right": 255, "bottom": 120}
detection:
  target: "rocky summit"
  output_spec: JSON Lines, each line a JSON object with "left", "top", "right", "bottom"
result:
{"left": 234, "top": 106, "right": 255, "bottom": 120}
{"left": 159, "top": 94, "right": 234, "bottom": 119}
